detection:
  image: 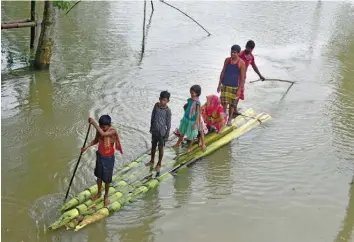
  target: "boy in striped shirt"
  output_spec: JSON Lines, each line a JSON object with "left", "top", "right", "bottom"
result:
{"left": 145, "top": 91, "right": 172, "bottom": 174}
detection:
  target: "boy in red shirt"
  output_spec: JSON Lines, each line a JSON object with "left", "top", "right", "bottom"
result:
{"left": 81, "top": 115, "right": 123, "bottom": 206}
{"left": 236, "top": 40, "right": 265, "bottom": 114}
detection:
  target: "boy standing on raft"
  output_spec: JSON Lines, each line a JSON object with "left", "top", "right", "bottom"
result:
{"left": 235, "top": 40, "right": 265, "bottom": 115}
{"left": 145, "top": 91, "right": 172, "bottom": 173}
{"left": 81, "top": 115, "right": 123, "bottom": 206}
{"left": 217, "top": 45, "right": 246, "bottom": 126}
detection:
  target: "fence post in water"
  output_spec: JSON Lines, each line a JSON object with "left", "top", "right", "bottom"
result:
{"left": 30, "top": 0, "right": 36, "bottom": 49}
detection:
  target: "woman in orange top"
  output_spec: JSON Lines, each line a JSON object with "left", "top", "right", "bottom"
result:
{"left": 82, "top": 115, "right": 123, "bottom": 206}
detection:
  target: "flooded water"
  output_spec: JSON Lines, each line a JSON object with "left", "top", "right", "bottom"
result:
{"left": 2, "top": 1, "right": 354, "bottom": 241}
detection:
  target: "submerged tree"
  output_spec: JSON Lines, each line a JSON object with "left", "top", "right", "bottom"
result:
{"left": 33, "top": 0, "right": 209, "bottom": 69}
{"left": 33, "top": 0, "right": 72, "bottom": 69}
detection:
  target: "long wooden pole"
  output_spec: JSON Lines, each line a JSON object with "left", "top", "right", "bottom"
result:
{"left": 65, "top": 0, "right": 82, "bottom": 15}
{"left": 140, "top": 0, "right": 147, "bottom": 62}
{"left": 2, "top": 19, "right": 29, "bottom": 24}
{"left": 30, "top": 0, "right": 36, "bottom": 48}
{"left": 151, "top": 0, "right": 154, "bottom": 12}
{"left": 1, "top": 22, "right": 36, "bottom": 29}
{"left": 64, "top": 124, "right": 92, "bottom": 202}
{"left": 159, "top": 0, "right": 211, "bottom": 36}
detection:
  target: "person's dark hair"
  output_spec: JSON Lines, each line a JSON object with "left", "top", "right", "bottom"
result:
{"left": 231, "top": 45, "right": 241, "bottom": 53}
{"left": 183, "top": 103, "right": 188, "bottom": 111}
{"left": 160, "top": 90, "right": 170, "bottom": 100}
{"left": 190, "top": 85, "right": 201, "bottom": 97}
{"left": 246, "top": 40, "right": 255, "bottom": 49}
{"left": 99, "top": 115, "right": 111, "bottom": 126}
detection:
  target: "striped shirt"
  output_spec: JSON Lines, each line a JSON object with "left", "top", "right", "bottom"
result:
{"left": 150, "top": 102, "right": 171, "bottom": 137}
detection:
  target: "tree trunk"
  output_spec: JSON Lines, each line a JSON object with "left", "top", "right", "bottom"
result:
{"left": 34, "top": 0, "right": 55, "bottom": 69}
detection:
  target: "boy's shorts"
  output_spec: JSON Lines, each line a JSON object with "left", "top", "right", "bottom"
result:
{"left": 95, "top": 151, "right": 115, "bottom": 183}
{"left": 152, "top": 134, "right": 165, "bottom": 149}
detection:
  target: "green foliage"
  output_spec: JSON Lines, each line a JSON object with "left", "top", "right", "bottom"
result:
{"left": 53, "top": 1, "right": 72, "bottom": 11}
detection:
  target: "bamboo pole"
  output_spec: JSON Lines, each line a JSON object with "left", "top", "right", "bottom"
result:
{"left": 2, "top": 19, "right": 30, "bottom": 24}
{"left": 1, "top": 22, "right": 36, "bottom": 29}
{"left": 159, "top": 0, "right": 211, "bottom": 36}
{"left": 139, "top": 0, "right": 147, "bottom": 62}
{"left": 151, "top": 0, "right": 154, "bottom": 12}
{"left": 65, "top": 0, "right": 82, "bottom": 15}
{"left": 30, "top": 0, "right": 36, "bottom": 48}
{"left": 145, "top": 5, "right": 154, "bottom": 39}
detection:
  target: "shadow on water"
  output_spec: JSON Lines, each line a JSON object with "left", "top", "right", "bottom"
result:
{"left": 172, "top": 138, "right": 233, "bottom": 206}
{"left": 86, "top": 221, "right": 109, "bottom": 242}
{"left": 203, "top": 145, "right": 233, "bottom": 200}
{"left": 173, "top": 166, "right": 192, "bottom": 208}
{"left": 28, "top": 70, "right": 54, "bottom": 118}
{"left": 326, "top": 2, "right": 354, "bottom": 163}
{"left": 2, "top": 70, "right": 58, "bottom": 241}
{"left": 335, "top": 177, "right": 354, "bottom": 242}
{"left": 115, "top": 190, "right": 160, "bottom": 242}
{"left": 332, "top": 11, "right": 354, "bottom": 242}
{"left": 325, "top": 2, "right": 354, "bottom": 241}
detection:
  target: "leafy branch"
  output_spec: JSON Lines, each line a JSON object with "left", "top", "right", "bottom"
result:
{"left": 52, "top": 1, "right": 72, "bottom": 11}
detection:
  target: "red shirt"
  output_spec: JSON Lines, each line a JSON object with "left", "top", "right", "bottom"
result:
{"left": 97, "top": 128, "right": 123, "bottom": 156}
{"left": 239, "top": 51, "right": 255, "bottom": 79}
{"left": 98, "top": 138, "right": 115, "bottom": 157}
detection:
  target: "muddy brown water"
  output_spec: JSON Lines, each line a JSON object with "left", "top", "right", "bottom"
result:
{"left": 1, "top": 1, "right": 354, "bottom": 241}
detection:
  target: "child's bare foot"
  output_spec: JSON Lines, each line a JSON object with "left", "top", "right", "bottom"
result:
{"left": 173, "top": 144, "right": 180, "bottom": 149}
{"left": 104, "top": 195, "right": 109, "bottom": 206}
{"left": 92, "top": 193, "right": 101, "bottom": 201}
{"left": 154, "top": 165, "right": 161, "bottom": 172}
{"left": 145, "top": 161, "right": 154, "bottom": 166}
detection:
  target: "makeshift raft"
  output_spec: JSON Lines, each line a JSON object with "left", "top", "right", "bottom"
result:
{"left": 49, "top": 107, "right": 271, "bottom": 231}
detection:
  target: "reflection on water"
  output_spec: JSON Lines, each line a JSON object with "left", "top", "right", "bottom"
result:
{"left": 1, "top": 1, "right": 354, "bottom": 242}
{"left": 331, "top": 12, "right": 354, "bottom": 241}
{"left": 173, "top": 167, "right": 192, "bottom": 208}
{"left": 335, "top": 177, "right": 354, "bottom": 242}
{"left": 28, "top": 70, "right": 54, "bottom": 118}
{"left": 203, "top": 145, "right": 233, "bottom": 200}
{"left": 117, "top": 191, "right": 159, "bottom": 242}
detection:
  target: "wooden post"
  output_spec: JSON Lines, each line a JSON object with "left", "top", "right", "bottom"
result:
{"left": 30, "top": 0, "right": 36, "bottom": 48}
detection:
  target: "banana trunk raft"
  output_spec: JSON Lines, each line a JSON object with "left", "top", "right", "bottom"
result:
{"left": 59, "top": 107, "right": 256, "bottom": 212}
{"left": 49, "top": 107, "right": 271, "bottom": 232}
